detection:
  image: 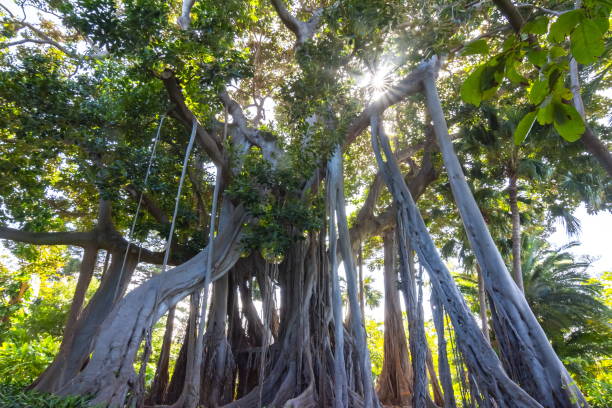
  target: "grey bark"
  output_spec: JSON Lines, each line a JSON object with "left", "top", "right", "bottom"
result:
{"left": 422, "top": 65, "right": 587, "bottom": 407}
{"left": 431, "top": 289, "right": 456, "bottom": 408}
{"left": 57, "top": 203, "right": 246, "bottom": 407}
{"left": 148, "top": 306, "right": 176, "bottom": 404}
{"left": 371, "top": 114, "right": 542, "bottom": 407}
{"left": 376, "top": 230, "right": 413, "bottom": 407}
{"left": 175, "top": 166, "right": 222, "bottom": 408}
{"left": 327, "top": 149, "right": 348, "bottom": 408}
{"left": 396, "top": 228, "right": 430, "bottom": 408}
{"left": 33, "top": 251, "right": 138, "bottom": 393}
{"left": 476, "top": 265, "right": 490, "bottom": 343}
{"left": 62, "top": 246, "right": 98, "bottom": 347}
{"left": 508, "top": 171, "right": 524, "bottom": 292}
{"left": 330, "top": 148, "right": 380, "bottom": 408}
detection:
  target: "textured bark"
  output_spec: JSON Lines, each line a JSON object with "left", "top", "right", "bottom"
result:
{"left": 477, "top": 266, "right": 490, "bottom": 343}
{"left": 508, "top": 171, "right": 524, "bottom": 292}
{"left": 56, "top": 204, "right": 246, "bottom": 407}
{"left": 423, "top": 68, "right": 586, "bottom": 407}
{"left": 62, "top": 246, "right": 98, "bottom": 342}
{"left": 328, "top": 150, "right": 348, "bottom": 408}
{"left": 199, "top": 274, "right": 235, "bottom": 407}
{"left": 358, "top": 243, "right": 365, "bottom": 320}
{"left": 371, "top": 114, "right": 542, "bottom": 407}
{"left": 431, "top": 289, "right": 456, "bottom": 408}
{"left": 147, "top": 306, "right": 176, "bottom": 405}
{"left": 376, "top": 230, "right": 413, "bottom": 407}
{"left": 397, "top": 233, "right": 429, "bottom": 408}
{"left": 426, "top": 345, "right": 444, "bottom": 407}
{"left": 331, "top": 149, "right": 379, "bottom": 408}
{"left": 164, "top": 303, "right": 197, "bottom": 405}
{"left": 33, "top": 251, "right": 138, "bottom": 393}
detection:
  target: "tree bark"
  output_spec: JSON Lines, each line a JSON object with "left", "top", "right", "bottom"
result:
{"left": 376, "top": 230, "right": 413, "bottom": 407}
{"left": 33, "top": 251, "right": 138, "bottom": 393}
{"left": 422, "top": 68, "right": 587, "bottom": 407}
{"left": 476, "top": 265, "right": 490, "bottom": 343}
{"left": 431, "top": 289, "right": 456, "bottom": 408}
{"left": 328, "top": 150, "right": 348, "bottom": 408}
{"left": 508, "top": 171, "right": 524, "bottom": 292}
{"left": 147, "top": 306, "right": 176, "bottom": 405}
{"left": 397, "top": 229, "right": 429, "bottom": 408}
{"left": 56, "top": 204, "right": 246, "bottom": 407}
{"left": 62, "top": 246, "right": 98, "bottom": 343}
{"left": 200, "top": 274, "right": 234, "bottom": 407}
{"left": 371, "top": 114, "right": 542, "bottom": 407}
{"left": 331, "top": 149, "right": 379, "bottom": 408}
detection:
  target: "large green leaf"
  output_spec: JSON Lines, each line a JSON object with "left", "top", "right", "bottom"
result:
{"left": 514, "top": 111, "right": 537, "bottom": 145}
{"left": 460, "top": 65, "right": 485, "bottom": 106}
{"left": 529, "top": 80, "right": 549, "bottom": 105}
{"left": 571, "top": 20, "right": 605, "bottom": 64}
{"left": 523, "top": 16, "right": 549, "bottom": 35}
{"left": 549, "top": 9, "right": 584, "bottom": 42}
{"left": 537, "top": 100, "right": 554, "bottom": 125}
{"left": 552, "top": 103, "right": 585, "bottom": 142}
{"left": 461, "top": 39, "right": 489, "bottom": 56}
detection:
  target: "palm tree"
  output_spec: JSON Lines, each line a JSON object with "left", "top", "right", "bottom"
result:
{"left": 521, "top": 237, "right": 611, "bottom": 359}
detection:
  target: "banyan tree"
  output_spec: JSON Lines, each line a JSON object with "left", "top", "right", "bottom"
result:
{"left": 1, "top": 0, "right": 609, "bottom": 407}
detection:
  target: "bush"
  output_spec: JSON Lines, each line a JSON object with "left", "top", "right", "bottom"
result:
{"left": 0, "top": 383, "right": 91, "bottom": 408}
{"left": 0, "top": 334, "right": 59, "bottom": 385}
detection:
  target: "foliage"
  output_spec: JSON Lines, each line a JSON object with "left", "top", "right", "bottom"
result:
{"left": 365, "top": 319, "right": 384, "bottom": 379}
{"left": 0, "top": 383, "right": 92, "bottom": 408}
{"left": 460, "top": 0, "right": 610, "bottom": 143}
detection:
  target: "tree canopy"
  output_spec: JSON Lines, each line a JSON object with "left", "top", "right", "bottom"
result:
{"left": 0, "top": 0, "right": 610, "bottom": 407}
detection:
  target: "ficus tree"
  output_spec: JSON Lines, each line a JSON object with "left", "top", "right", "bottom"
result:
{"left": 0, "top": 0, "right": 609, "bottom": 407}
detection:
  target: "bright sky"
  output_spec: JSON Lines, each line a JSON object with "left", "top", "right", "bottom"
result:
{"left": 548, "top": 204, "right": 612, "bottom": 277}
{"left": 365, "top": 205, "right": 612, "bottom": 322}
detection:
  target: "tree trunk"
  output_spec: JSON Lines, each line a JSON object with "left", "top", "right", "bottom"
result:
{"left": 147, "top": 306, "right": 176, "bottom": 405}
{"left": 423, "top": 68, "right": 586, "bottom": 407}
{"left": 200, "top": 274, "right": 235, "bottom": 407}
{"left": 328, "top": 151, "right": 348, "bottom": 408}
{"left": 62, "top": 246, "right": 98, "bottom": 347}
{"left": 397, "top": 228, "right": 429, "bottom": 408}
{"left": 331, "top": 149, "right": 379, "bottom": 408}
{"left": 376, "top": 230, "right": 413, "bottom": 407}
{"left": 358, "top": 243, "right": 365, "bottom": 319}
{"left": 476, "top": 265, "right": 490, "bottom": 343}
{"left": 431, "top": 289, "right": 456, "bottom": 408}
{"left": 33, "top": 251, "right": 137, "bottom": 393}
{"left": 165, "top": 301, "right": 197, "bottom": 405}
{"left": 426, "top": 343, "right": 444, "bottom": 407}
{"left": 371, "top": 114, "right": 542, "bottom": 407}
{"left": 56, "top": 204, "right": 246, "bottom": 406}
{"left": 508, "top": 171, "right": 524, "bottom": 292}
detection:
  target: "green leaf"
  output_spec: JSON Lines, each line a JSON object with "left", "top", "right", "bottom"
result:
{"left": 514, "top": 111, "right": 537, "bottom": 145}
{"left": 523, "top": 16, "right": 549, "bottom": 34}
{"left": 460, "top": 65, "right": 485, "bottom": 106}
{"left": 527, "top": 48, "right": 547, "bottom": 67}
{"left": 461, "top": 39, "right": 489, "bottom": 56}
{"left": 537, "top": 99, "right": 554, "bottom": 124}
{"left": 552, "top": 103, "right": 585, "bottom": 141}
{"left": 529, "top": 80, "right": 549, "bottom": 105}
{"left": 571, "top": 20, "right": 605, "bottom": 64}
{"left": 549, "top": 46, "right": 567, "bottom": 59}
{"left": 549, "top": 9, "right": 584, "bottom": 42}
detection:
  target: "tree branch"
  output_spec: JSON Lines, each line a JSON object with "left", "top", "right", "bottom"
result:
{"left": 270, "top": 0, "right": 323, "bottom": 46}
{"left": 161, "top": 70, "right": 225, "bottom": 167}
{"left": 125, "top": 184, "right": 170, "bottom": 225}
{"left": 177, "top": 0, "right": 197, "bottom": 30}
{"left": 492, "top": 0, "right": 525, "bottom": 32}
{"left": 0, "top": 226, "right": 95, "bottom": 247}
{"left": 2, "top": 20, "right": 80, "bottom": 58}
